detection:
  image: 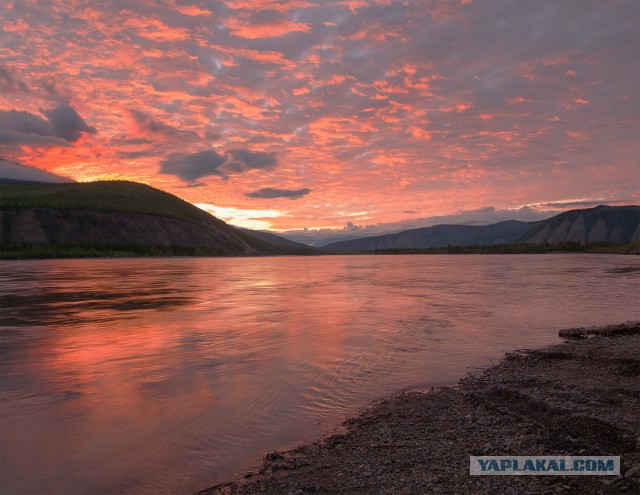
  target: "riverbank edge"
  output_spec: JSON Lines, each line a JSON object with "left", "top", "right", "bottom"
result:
{"left": 197, "top": 322, "right": 640, "bottom": 495}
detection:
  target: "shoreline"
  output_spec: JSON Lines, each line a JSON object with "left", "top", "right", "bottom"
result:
{"left": 2, "top": 250, "right": 639, "bottom": 260}
{"left": 197, "top": 322, "right": 640, "bottom": 495}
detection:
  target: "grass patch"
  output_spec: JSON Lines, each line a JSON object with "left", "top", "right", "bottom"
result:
{"left": 0, "top": 180, "right": 225, "bottom": 228}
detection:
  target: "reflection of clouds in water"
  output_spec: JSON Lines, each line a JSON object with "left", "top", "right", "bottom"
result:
{"left": 0, "top": 290, "right": 194, "bottom": 326}
{"left": 0, "top": 260, "right": 199, "bottom": 326}
{"left": 604, "top": 266, "right": 640, "bottom": 274}
{"left": 1, "top": 255, "right": 639, "bottom": 495}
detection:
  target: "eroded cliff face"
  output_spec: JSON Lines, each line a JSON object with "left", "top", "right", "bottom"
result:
{"left": 0, "top": 208, "right": 259, "bottom": 255}
{"left": 519, "top": 206, "right": 640, "bottom": 245}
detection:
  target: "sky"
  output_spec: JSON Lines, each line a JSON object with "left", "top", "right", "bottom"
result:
{"left": 1, "top": 0, "right": 638, "bottom": 242}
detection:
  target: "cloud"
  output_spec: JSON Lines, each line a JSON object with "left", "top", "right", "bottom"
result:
{"left": 0, "top": 66, "right": 11, "bottom": 84}
{"left": 246, "top": 187, "right": 311, "bottom": 199}
{"left": 1, "top": 0, "right": 637, "bottom": 230}
{"left": 41, "top": 105, "right": 96, "bottom": 142}
{"left": 0, "top": 159, "right": 74, "bottom": 183}
{"left": 160, "top": 148, "right": 279, "bottom": 181}
{"left": 225, "top": 9, "right": 311, "bottom": 39}
{"left": 530, "top": 199, "right": 634, "bottom": 209}
{"left": 159, "top": 150, "right": 227, "bottom": 181}
{"left": 0, "top": 65, "right": 29, "bottom": 93}
{"left": 0, "top": 110, "right": 55, "bottom": 137}
{"left": 127, "top": 108, "right": 197, "bottom": 138}
{"left": 223, "top": 149, "right": 278, "bottom": 173}
{"left": 195, "top": 202, "right": 283, "bottom": 230}
{"left": 0, "top": 105, "right": 95, "bottom": 149}
{"left": 343, "top": 220, "right": 362, "bottom": 231}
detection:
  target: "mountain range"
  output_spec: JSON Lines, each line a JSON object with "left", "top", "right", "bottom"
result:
{"left": 1, "top": 178, "right": 637, "bottom": 258}
{"left": 320, "top": 205, "right": 640, "bottom": 252}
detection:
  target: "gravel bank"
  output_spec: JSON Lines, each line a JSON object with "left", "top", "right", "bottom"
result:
{"left": 198, "top": 325, "right": 640, "bottom": 495}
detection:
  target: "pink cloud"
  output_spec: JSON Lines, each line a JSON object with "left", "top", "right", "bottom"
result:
{"left": 0, "top": 0, "right": 636, "bottom": 233}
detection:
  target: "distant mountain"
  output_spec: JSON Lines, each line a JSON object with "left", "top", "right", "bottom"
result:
{"left": 518, "top": 205, "right": 640, "bottom": 245}
{"left": 0, "top": 181, "right": 312, "bottom": 257}
{"left": 240, "top": 228, "right": 318, "bottom": 253}
{"left": 321, "top": 220, "right": 535, "bottom": 252}
{"left": 315, "top": 234, "right": 366, "bottom": 247}
{"left": 321, "top": 206, "right": 640, "bottom": 253}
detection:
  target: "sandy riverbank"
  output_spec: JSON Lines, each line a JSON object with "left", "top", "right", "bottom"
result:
{"left": 198, "top": 323, "right": 640, "bottom": 495}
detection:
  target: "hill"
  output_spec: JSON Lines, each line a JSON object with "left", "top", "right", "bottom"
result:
{"left": 240, "top": 228, "right": 318, "bottom": 254}
{"left": 321, "top": 206, "right": 640, "bottom": 253}
{"left": 517, "top": 205, "right": 640, "bottom": 245}
{"left": 0, "top": 181, "right": 310, "bottom": 258}
{"left": 322, "top": 220, "right": 535, "bottom": 252}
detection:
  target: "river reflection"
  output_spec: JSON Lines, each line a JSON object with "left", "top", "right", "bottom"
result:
{"left": 1, "top": 255, "right": 639, "bottom": 494}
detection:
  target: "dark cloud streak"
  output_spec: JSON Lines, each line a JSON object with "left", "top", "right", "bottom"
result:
{"left": 160, "top": 148, "right": 279, "bottom": 181}
{"left": 41, "top": 105, "right": 96, "bottom": 142}
{"left": 128, "top": 109, "right": 199, "bottom": 138}
{"left": 159, "top": 150, "right": 227, "bottom": 181}
{"left": 224, "top": 149, "right": 278, "bottom": 173}
{"left": 246, "top": 187, "right": 311, "bottom": 199}
{"left": 0, "top": 105, "right": 95, "bottom": 151}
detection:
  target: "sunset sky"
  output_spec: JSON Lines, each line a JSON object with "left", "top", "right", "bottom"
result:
{"left": 1, "top": 0, "right": 638, "bottom": 239}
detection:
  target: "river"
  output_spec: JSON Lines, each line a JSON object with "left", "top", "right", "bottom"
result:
{"left": 1, "top": 254, "right": 638, "bottom": 494}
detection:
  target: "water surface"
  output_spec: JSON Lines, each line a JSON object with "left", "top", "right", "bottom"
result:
{"left": 1, "top": 254, "right": 638, "bottom": 494}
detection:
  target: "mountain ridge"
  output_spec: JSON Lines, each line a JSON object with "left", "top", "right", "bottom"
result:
{"left": 321, "top": 205, "right": 639, "bottom": 253}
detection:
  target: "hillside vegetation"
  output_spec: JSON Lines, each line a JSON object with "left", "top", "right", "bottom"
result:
{"left": 1, "top": 180, "right": 225, "bottom": 226}
{"left": 0, "top": 181, "right": 315, "bottom": 258}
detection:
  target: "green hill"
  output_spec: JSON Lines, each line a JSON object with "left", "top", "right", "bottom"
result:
{"left": 0, "top": 181, "right": 313, "bottom": 258}
{"left": 1, "top": 180, "right": 227, "bottom": 225}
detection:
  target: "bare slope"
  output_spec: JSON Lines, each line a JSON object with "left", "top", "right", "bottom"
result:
{"left": 518, "top": 205, "right": 640, "bottom": 245}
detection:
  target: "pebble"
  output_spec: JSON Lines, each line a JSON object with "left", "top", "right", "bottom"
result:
{"left": 624, "top": 465, "right": 640, "bottom": 478}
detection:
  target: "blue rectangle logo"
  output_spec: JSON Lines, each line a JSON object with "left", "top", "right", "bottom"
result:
{"left": 470, "top": 456, "right": 620, "bottom": 476}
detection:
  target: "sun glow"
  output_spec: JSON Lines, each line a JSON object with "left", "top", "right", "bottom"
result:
{"left": 195, "top": 203, "right": 283, "bottom": 230}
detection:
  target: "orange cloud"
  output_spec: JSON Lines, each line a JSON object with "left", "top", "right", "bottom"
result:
{"left": 439, "top": 101, "right": 473, "bottom": 112}
{"left": 506, "top": 97, "right": 531, "bottom": 105}
{"left": 2, "top": 18, "right": 28, "bottom": 32}
{"left": 1, "top": 0, "right": 637, "bottom": 234}
{"left": 224, "top": 0, "right": 314, "bottom": 11}
{"left": 123, "top": 17, "right": 191, "bottom": 42}
{"left": 207, "top": 44, "right": 296, "bottom": 69}
{"left": 408, "top": 126, "right": 431, "bottom": 141}
{"left": 171, "top": 3, "right": 212, "bottom": 16}
{"left": 225, "top": 16, "right": 311, "bottom": 39}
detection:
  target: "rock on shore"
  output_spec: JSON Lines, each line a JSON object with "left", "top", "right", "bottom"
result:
{"left": 198, "top": 328, "right": 640, "bottom": 495}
